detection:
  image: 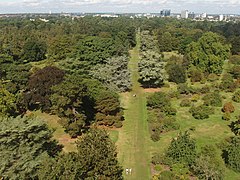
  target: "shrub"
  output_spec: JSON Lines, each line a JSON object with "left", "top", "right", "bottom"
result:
{"left": 229, "top": 119, "right": 240, "bottom": 136}
{"left": 189, "top": 67, "right": 204, "bottom": 82}
{"left": 191, "top": 94, "right": 200, "bottom": 102}
{"left": 202, "top": 91, "right": 222, "bottom": 107}
{"left": 147, "top": 92, "right": 170, "bottom": 109}
{"left": 166, "top": 131, "right": 197, "bottom": 166}
{"left": 167, "top": 64, "right": 186, "bottom": 84}
{"left": 220, "top": 73, "right": 236, "bottom": 92}
{"left": 154, "top": 164, "right": 162, "bottom": 171}
{"left": 231, "top": 65, "right": 240, "bottom": 79}
{"left": 189, "top": 105, "right": 214, "bottom": 119}
{"left": 163, "top": 83, "right": 170, "bottom": 88}
{"left": 171, "top": 163, "right": 190, "bottom": 179}
{"left": 158, "top": 171, "right": 175, "bottom": 180}
{"left": 222, "top": 113, "right": 231, "bottom": 121}
{"left": 150, "top": 117, "right": 179, "bottom": 141}
{"left": 222, "top": 136, "right": 240, "bottom": 172}
{"left": 200, "top": 77, "right": 206, "bottom": 84}
{"left": 151, "top": 133, "right": 160, "bottom": 142}
{"left": 163, "top": 106, "right": 177, "bottom": 116}
{"left": 232, "top": 90, "right": 240, "bottom": 103}
{"left": 147, "top": 92, "right": 176, "bottom": 116}
{"left": 200, "top": 85, "right": 211, "bottom": 94}
{"left": 208, "top": 73, "right": 219, "bottom": 82}
{"left": 180, "top": 99, "right": 192, "bottom": 107}
{"left": 229, "top": 55, "right": 240, "bottom": 65}
{"left": 222, "top": 102, "right": 235, "bottom": 113}
{"left": 168, "top": 91, "right": 180, "bottom": 99}
{"left": 193, "top": 145, "right": 225, "bottom": 180}
{"left": 177, "top": 83, "right": 190, "bottom": 94}
{"left": 152, "top": 154, "right": 164, "bottom": 165}
{"left": 114, "top": 121, "right": 123, "bottom": 128}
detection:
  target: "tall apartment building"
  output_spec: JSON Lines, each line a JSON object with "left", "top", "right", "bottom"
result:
{"left": 160, "top": 9, "right": 171, "bottom": 17}
{"left": 181, "top": 10, "right": 189, "bottom": 18}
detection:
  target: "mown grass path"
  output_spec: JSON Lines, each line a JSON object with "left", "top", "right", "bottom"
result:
{"left": 116, "top": 34, "right": 151, "bottom": 180}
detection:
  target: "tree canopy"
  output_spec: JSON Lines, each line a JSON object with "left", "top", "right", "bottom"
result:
{"left": 0, "top": 115, "right": 60, "bottom": 179}
{"left": 38, "top": 129, "right": 123, "bottom": 180}
{"left": 166, "top": 131, "right": 197, "bottom": 166}
{"left": 186, "top": 32, "right": 230, "bottom": 74}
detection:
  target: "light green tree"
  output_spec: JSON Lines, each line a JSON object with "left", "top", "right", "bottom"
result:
{"left": 186, "top": 32, "right": 230, "bottom": 74}
{"left": 0, "top": 83, "right": 17, "bottom": 116}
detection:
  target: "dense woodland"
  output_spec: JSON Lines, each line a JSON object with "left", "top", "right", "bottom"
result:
{"left": 0, "top": 16, "right": 240, "bottom": 179}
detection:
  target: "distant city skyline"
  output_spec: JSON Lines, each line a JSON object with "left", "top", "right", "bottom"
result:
{"left": 0, "top": 0, "right": 239, "bottom": 14}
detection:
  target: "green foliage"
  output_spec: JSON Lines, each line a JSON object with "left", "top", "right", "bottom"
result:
{"left": 193, "top": 145, "right": 225, "bottom": 180}
{"left": 51, "top": 76, "right": 123, "bottom": 137}
{"left": 177, "top": 83, "right": 190, "bottom": 94}
{"left": 220, "top": 73, "right": 237, "bottom": 92}
{"left": 23, "top": 66, "right": 65, "bottom": 111}
{"left": 139, "top": 31, "right": 165, "bottom": 87}
{"left": 50, "top": 75, "right": 88, "bottom": 137}
{"left": 38, "top": 129, "right": 123, "bottom": 179}
{"left": 180, "top": 99, "right": 192, "bottom": 107}
{"left": 157, "top": 171, "right": 175, "bottom": 180}
{"left": 147, "top": 92, "right": 176, "bottom": 115}
{"left": 222, "top": 136, "right": 240, "bottom": 172}
{"left": 186, "top": 32, "right": 230, "bottom": 74}
{"left": 152, "top": 153, "right": 165, "bottom": 165}
{"left": 0, "top": 83, "right": 17, "bottom": 116}
{"left": 222, "top": 102, "right": 235, "bottom": 113}
{"left": 229, "top": 55, "right": 240, "bottom": 65}
{"left": 156, "top": 31, "right": 176, "bottom": 52}
{"left": 222, "top": 112, "right": 231, "bottom": 121}
{"left": 48, "top": 35, "right": 76, "bottom": 61}
{"left": 147, "top": 92, "right": 178, "bottom": 141}
{"left": 21, "top": 38, "right": 47, "bottom": 62}
{"left": 38, "top": 153, "right": 81, "bottom": 180}
{"left": 229, "top": 36, "right": 240, "bottom": 55}
{"left": 91, "top": 56, "right": 131, "bottom": 92}
{"left": 188, "top": 66, "right": 204, "bottom": 82}
{"left": 76, "top": 129, "right": 123, "bottom": 179}
{"left": 207, "top": 73, "right": 219, "bottom": 82}
{"left": 229, "top": 119, "right": 240, "bottom": 136}
{"left": 230, "top": 65, "right": 240, "bottom": 79}
{"left": 0, "top": 115, "right": 60, "bottom": 179}
{"left": 139, "top": 50, "right": 165, "bottom": 87}
{"left": 94, "top": 90, "right": 123, "bottom": 127}
{"left": 149, "top": 115, "right": 179, "bottom": 142}
{"left": 166, "top": 131, "right": 197, "bottom": 166}
{"left": 177, "top": 83, "right": 195, "bottom": 95}
{"left": 166, "top": 63, "right": 186, "bottom": 84}
{"left": 154, "top": 164, "right": 162, "bottom": 172}
{"left": 189, "top": 105, "right": 214, "bottom": 119}
{"left": 140, "top": 30, "right": 159, "bottom": 51}
{"left": 73, "top": 36, "right": 118, "bottom": 65}
{"left": 202, "top": 91, "right": 222, "bottom": 107}
{"left": 0, "top": 63, "right": 31, "bottom": 93}
{"left": 147, "top": 92, "right": 170, "bottom": 109}
{"left": 232, "top": 90, "right": 240, "bottom": 103}
{"left": 171, "top": 163, "right": 190, "bottom": 179}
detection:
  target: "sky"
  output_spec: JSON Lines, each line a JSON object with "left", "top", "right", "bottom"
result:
{"left": 0, "top": 0, "right": 239, "bottom": 14}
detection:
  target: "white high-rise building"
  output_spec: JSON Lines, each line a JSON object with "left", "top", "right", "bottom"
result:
{"left": 201, "top": 13, "right": 207, "bottom": 18}
{"left": 219, "top": 14, "right": 224, "bottom": 21}
{"left": 181, "top": 10, "right": 189, "bottom": 18}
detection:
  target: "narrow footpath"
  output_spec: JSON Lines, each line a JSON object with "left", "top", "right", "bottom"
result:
{"left": 117, "top": 33, "right": 151, "bottom": 180}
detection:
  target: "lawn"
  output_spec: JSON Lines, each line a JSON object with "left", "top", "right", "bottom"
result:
{"left": 146, "top": 80, "right": 240, "bottom": 179}
{"left": 116, "top": 33, "right": 152, "bottom": 179}
{"left": 30, "top": 110, "right": 77, "bottom": 152}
